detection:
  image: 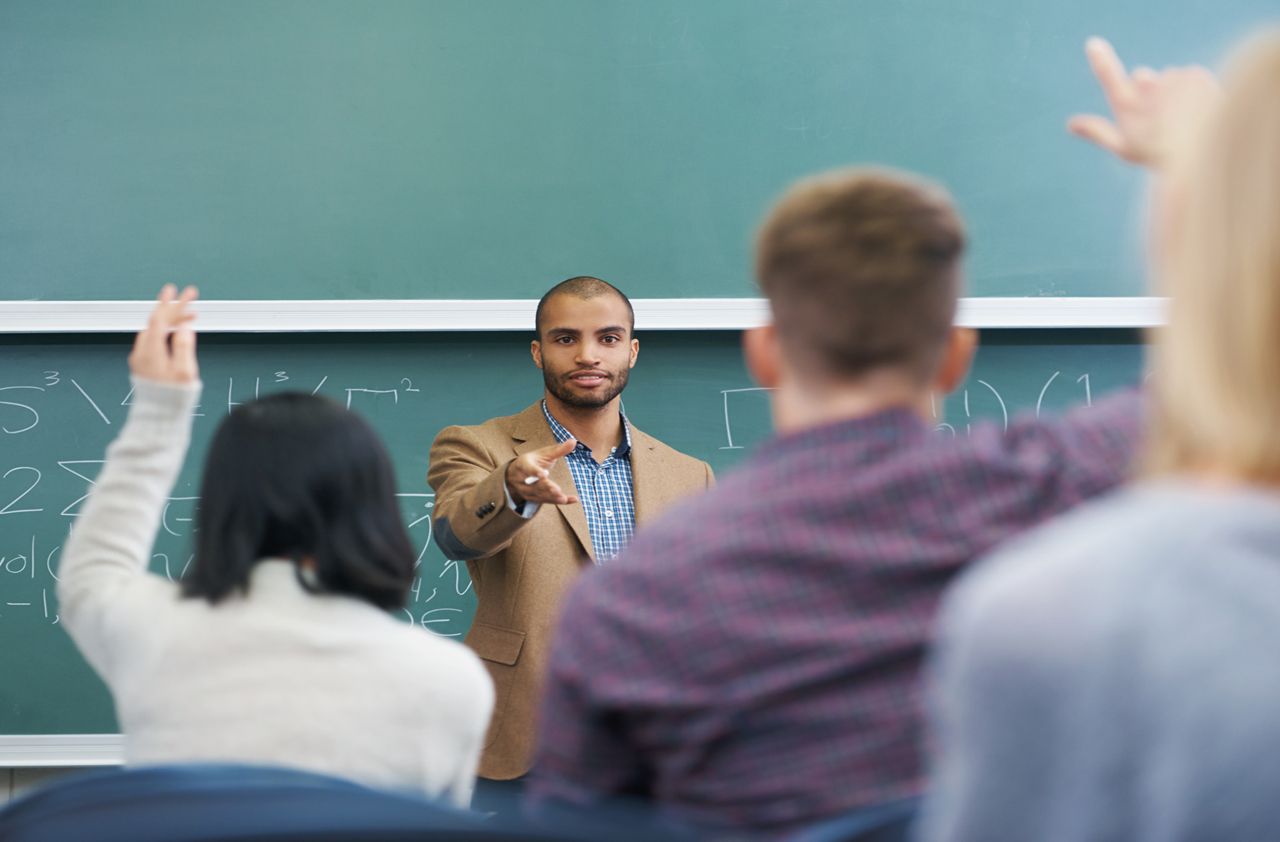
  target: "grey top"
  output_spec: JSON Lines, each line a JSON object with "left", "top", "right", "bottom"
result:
{"left": 919, "top": 482, "right": 1280, "bottom": 842}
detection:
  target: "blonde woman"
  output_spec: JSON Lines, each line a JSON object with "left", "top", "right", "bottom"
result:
{"left": 920, "top": 35, "right": 1280, "bottom": 841}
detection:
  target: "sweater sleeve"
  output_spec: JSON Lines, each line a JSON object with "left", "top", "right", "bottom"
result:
{"left": 988, "top": 388, "right": 1143, "bottom": 513}
{"left": 57, "top": 377, "right": 201, "bottom": 679}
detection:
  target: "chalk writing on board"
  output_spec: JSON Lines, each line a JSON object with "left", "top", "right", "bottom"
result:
{"left": 69, "top": 379, "right": 112, "bottom": 425}
{"left": 1, "top": 361, "right": 1116, "bottom": 650}
{"left": 0, "top": 367, "right": 479, "bottom": 641}
{"left": 0, "top": 385, "right": 43, "bottom": 433}
{"left": 723, "top": 371, "right": 1102, "bottom": 448}
{"left": 346, "top": 388, "right": 399, "bottom": 409}
{"left": 0, "top": 467, "right": 42, "bottom": 516}
{"left": 719, "top": 387, "right": 771, "bottom": 450}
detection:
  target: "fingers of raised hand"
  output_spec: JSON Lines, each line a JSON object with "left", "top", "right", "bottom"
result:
{"left": 1067, "top": 114, "right": 1128, "bottom": 158}
{"left": 170, "top": 328, "right": 199, "bottom": 382}
{"left": 1086, "top": 37, "right": 1134, "bottom": 108}
{"left": 130, "top": 284, "right": 200, "bottom": 382}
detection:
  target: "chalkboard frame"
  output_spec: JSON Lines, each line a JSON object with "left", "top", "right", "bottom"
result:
{"left": 0, "top": 297, "right": 1165, "bottom": 332}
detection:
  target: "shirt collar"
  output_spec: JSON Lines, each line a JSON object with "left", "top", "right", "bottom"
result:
{"left": 541, "top": 400, "right": 633, "bottom": 458}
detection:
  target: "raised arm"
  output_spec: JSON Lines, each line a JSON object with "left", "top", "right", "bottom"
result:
{"left": 58, "top": 285, "right": 201, "bottom": 674}
{"left": 1068, "top": 37, "right": 1219, "bottom": 168}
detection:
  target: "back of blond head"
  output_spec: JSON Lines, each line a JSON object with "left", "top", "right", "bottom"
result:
{"left": 1148, "top": 29, "right": 1280, "bottom": 481}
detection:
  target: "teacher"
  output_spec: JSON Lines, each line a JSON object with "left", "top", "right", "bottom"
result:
{"left": 427, "top": 276, "right": 713, "bottom": 795}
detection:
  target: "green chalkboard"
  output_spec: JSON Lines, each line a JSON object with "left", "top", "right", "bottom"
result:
{"left": 1, "top": 0, "right": 1270, "bottom": 301}
{"left": 0, "top": 329, "right": 1141, "bottom": 734}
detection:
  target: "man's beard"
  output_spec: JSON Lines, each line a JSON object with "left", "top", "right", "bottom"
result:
{"left": 544, "top": 367, "right": 630, "bottom": 409}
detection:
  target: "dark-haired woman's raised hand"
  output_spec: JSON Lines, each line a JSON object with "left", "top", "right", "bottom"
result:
{"left": 129, "top": 284, "right": 200, "bottom": 383}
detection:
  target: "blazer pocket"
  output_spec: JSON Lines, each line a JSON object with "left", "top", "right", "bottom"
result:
{"left": 468, "top": 622, "right": 526, "bottom": 666}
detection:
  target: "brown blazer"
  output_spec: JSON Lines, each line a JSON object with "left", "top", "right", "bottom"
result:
{"left": 427, "top": 401, "right": 714, "bottom": 780}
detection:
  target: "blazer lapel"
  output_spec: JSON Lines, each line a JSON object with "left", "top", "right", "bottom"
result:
{"left": 509, "top": 402, "right": 595, "bottom": 562}
{"left": 628, "top": 426, "right": 663, "bottom": 526}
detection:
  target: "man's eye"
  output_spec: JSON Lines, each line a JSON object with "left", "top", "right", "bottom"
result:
{"left": 602, "top": 336, "right": 619, "bottom": 344}
{"left": 556, "top": 337, "right": 574, "bottom": 345}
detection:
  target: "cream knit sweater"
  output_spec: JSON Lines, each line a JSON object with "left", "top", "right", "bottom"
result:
{"left": 58, "top": 378, "right": 493, "bottom": 807}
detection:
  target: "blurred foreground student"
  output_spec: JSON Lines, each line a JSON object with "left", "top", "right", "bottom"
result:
{"left": 57, "top": 287, "right": 493, "bottom": 807}
{"left": 921, "top": 34, "right": 1280, "bottom": 842}
{"left": 528, "top": 83, "right": 1150, "bottom": 840}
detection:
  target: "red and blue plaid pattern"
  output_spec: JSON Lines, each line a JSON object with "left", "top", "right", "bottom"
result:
{"left": 530, "top": 393, "right": 1142, "bottom": 838}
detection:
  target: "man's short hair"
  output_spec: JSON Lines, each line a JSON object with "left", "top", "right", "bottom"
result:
{"left": 534, "top": 276, "right": 636, "bottom": 339}
{"left": 755, "top": 167, "right": 966, "bottom": 383}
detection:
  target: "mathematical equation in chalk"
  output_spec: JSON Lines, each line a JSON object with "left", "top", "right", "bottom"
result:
{"left": 719, "top": 370, "right": 1116, "bottom": 449}
{"left": 0, "top": 490, "right": 472, "bottom": 636}
{"left": 0, "top": 369, "right": 430, "bottom": 435}
{"left": 0, "top": 365, "right": 474, "bottom": 637}
{"left": 1, "top": 362, "right": 1133, "bottom": 641}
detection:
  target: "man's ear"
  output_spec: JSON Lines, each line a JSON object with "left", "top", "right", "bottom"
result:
{"left": 629, "top": 336, "right": 639, "bottom": 369}
{"left": 743, "top": 325, "right": 782, "bottom": 389}
{"left": 933, "top": 327, "right": 977, "bottom": 394}
{"left": 531, "top": 339, "right": 543, "bottom": 370}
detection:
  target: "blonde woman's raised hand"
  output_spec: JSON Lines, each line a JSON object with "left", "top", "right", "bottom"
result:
{"left": 128, "top": 284, "right": 200, "bottom": 384}
{"left": 1068, "top": 37, "right": 1219, "bottom": 168}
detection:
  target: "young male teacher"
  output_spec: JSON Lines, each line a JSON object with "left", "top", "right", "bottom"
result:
{"left": 527, "top": 46, "right": 1152, "bottom": 835}
{"left": 427, "top": 276, "right": 714, "bottom": 793}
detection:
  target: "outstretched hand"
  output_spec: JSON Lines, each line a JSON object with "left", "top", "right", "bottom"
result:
{"left": 506, "top": 438, "right": 580, "bottom": 506}
{"left": 1068, "top": 37, "right": 1219, "bottom": 168}
{"left": 129, "top": 284, "right": 199, "bottom": 384}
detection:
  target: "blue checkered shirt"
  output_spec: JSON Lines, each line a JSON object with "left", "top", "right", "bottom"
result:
{"left": 542, "top": 401, "right": 635, "bottom": 563}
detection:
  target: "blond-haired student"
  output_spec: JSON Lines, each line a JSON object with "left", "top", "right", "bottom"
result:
{"left": 921, "top": 34, "right": 1280, "bottom": 842}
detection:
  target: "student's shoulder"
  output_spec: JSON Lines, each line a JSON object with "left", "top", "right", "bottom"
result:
{"left": 383, "top": 618, "right": 493, "bottom": 688}
{"left": 952, "top": 485, "right": 1179, "bottom": 623}
{"left": 576, "top": 474, "right": 759, "bottom": 609}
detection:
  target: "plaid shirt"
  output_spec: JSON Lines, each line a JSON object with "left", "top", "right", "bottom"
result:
{"left": 529, "top": 392, "right": 1143, "bottom": 839}
{"left": 542, "top": 401, "right": 635, "bottom": 562}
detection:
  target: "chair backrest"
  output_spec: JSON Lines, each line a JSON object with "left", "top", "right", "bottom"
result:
{"left": 0, "top": 764, "right": 567, "bottom": 842}
{"left": 786, "top": 796, "right": 920, "bottom": 842}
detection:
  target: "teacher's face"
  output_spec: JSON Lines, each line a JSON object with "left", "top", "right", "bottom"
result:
{"left": 532, "top": 293, "right": 639, "bottom": 410}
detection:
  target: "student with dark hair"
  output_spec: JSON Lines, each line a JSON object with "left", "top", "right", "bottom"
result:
{"left": 183, "top": 391, "right": 417, "bottom": 610}
{"left": 57, "top": 286, "right": 493, "bottom": 807}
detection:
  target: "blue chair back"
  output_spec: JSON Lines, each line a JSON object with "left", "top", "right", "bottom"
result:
{"left": 0, "top": 764, "right": 568, "bottom": 842}
{"left": 787, "top": 796, "right": 920, "bottom": 842}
